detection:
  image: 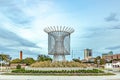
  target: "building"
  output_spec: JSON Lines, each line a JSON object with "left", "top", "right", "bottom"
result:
{"left": 105, "top": 61, "right": 120, "bottom": 70}
{"left": 102, "top": 53, "right": 120, "bottom": 62}
{"left": 103, "top": 53, "right": 120, "bottom": 70}
{"left": 102, "top": 55, "right": 113, "bottom": 61}
{"left": 10, "top": 63, "right": 26, "bottom": 69}
{"left": 102, "top": 51, "right": 113, "bottom": 62}
{"left": 102, "top": 51, "right": 113, "bottom": 57}
{"left": 81, "top": 58, "right": 95, "bottom": 63}
{"left": 84, "top": 49, "right": 92, "bottom": 60}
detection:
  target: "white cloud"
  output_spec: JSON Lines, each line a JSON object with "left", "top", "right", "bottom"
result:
{"left": 1, "top": 0, "right": 120, "bottom": 59}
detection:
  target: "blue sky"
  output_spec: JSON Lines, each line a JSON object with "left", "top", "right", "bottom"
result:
{"left": 0, "top": 0, "right": 120, "bottom": 60}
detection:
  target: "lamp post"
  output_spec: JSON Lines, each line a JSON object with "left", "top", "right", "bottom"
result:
{"left": 97, "top": 59, "right": 100, "bottom": 68}
{"left": 97, "top": 59, "right": 100, "bottom": 74}
{"left": 0, "top": 56, "right": 2, "bottom": 72}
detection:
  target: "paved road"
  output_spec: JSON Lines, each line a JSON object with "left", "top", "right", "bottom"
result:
{"left": 0, "top": 73, "right": 120, "bottom": 80}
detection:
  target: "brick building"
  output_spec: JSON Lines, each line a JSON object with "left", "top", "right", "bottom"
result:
{"left": 102, "top": 55, "right": 113, "bottom": 61}
{"left": 102, "top": 54, "right": 120, "bottom": 61}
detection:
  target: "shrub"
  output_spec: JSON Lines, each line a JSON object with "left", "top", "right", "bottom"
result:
{"left": 16, "top": 64, "right": 21, "bottom": 69}
{"left": 31, "top": 61, "right": 87, "bottom": 67}
{"left": 12, "top": 69, "right": 104, "bottom": 73}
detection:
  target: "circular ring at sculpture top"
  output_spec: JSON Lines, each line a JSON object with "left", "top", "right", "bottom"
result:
{"left": 44, "top": 26, "right": 74, "bottom": 33}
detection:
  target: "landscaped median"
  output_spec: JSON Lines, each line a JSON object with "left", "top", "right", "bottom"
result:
{"left": 1, "top": 61, "right": 115, "bottom": 76}
{"left": 2, "top": 69, "right": 114, "bottom": 76}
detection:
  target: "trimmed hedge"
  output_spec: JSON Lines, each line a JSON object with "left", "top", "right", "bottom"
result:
{"left": 12, "top": 69, "right": 104, "bottom": 73}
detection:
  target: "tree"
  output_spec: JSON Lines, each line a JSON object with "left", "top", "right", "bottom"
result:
{"left": 0, "top": 54, "right": 11, "bottom": 66}
{"left": 37, "top": 54, "right": 52, "bottom": 61}
{"left": 100, "top": 58, "right": 106, "bottom": 65}
{"left": 72, "top": 58, "right": 81, "bottom": 63}
{"left": 10, "top": 58, "right": 22, "bottom": 64}
{"left": 10, "top": 57, "right": 35, "bottom": 65}
{"left": 94, "top": 56, "right": 106, "bottom": 65}
{"left": 23, "top": 57, "right": 35, "bottom": 65}
{"left": 0, "top": 54, "right": 11, "bottom": 62}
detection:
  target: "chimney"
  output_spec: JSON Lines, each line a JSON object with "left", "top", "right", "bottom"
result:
{"left": 20, "top": 51, "right": 23, "bottom": 60}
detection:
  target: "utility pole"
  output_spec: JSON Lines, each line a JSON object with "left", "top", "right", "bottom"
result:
{"left": 72, "top": 50, "right": 73, "bottom": 59}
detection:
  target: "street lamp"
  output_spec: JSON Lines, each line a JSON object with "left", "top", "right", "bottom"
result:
{"left": 97, "top": 59, "right": 100, "bottom": 74}
{"left": 0, "top": 56, "right": 2, "bottom": 71}
{"left": 97, "top": 59, "right": 100, "bottom": 68}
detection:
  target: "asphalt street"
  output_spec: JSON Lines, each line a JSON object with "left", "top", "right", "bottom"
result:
{"left": 0, "top": 72, "right": 120, "bottom": 80}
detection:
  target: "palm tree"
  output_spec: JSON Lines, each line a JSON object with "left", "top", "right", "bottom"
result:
{"left": 0, "top": 54, "right": 11, "bottom": 65}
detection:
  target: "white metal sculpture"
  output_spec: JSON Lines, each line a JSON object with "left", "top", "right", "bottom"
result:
{"left": 44, "top": 26, "right": 74, "bottom": 61}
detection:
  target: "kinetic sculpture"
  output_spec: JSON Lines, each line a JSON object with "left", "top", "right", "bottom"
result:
{"left": 44, "top": 26, "right": 74, "bottom": 61}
